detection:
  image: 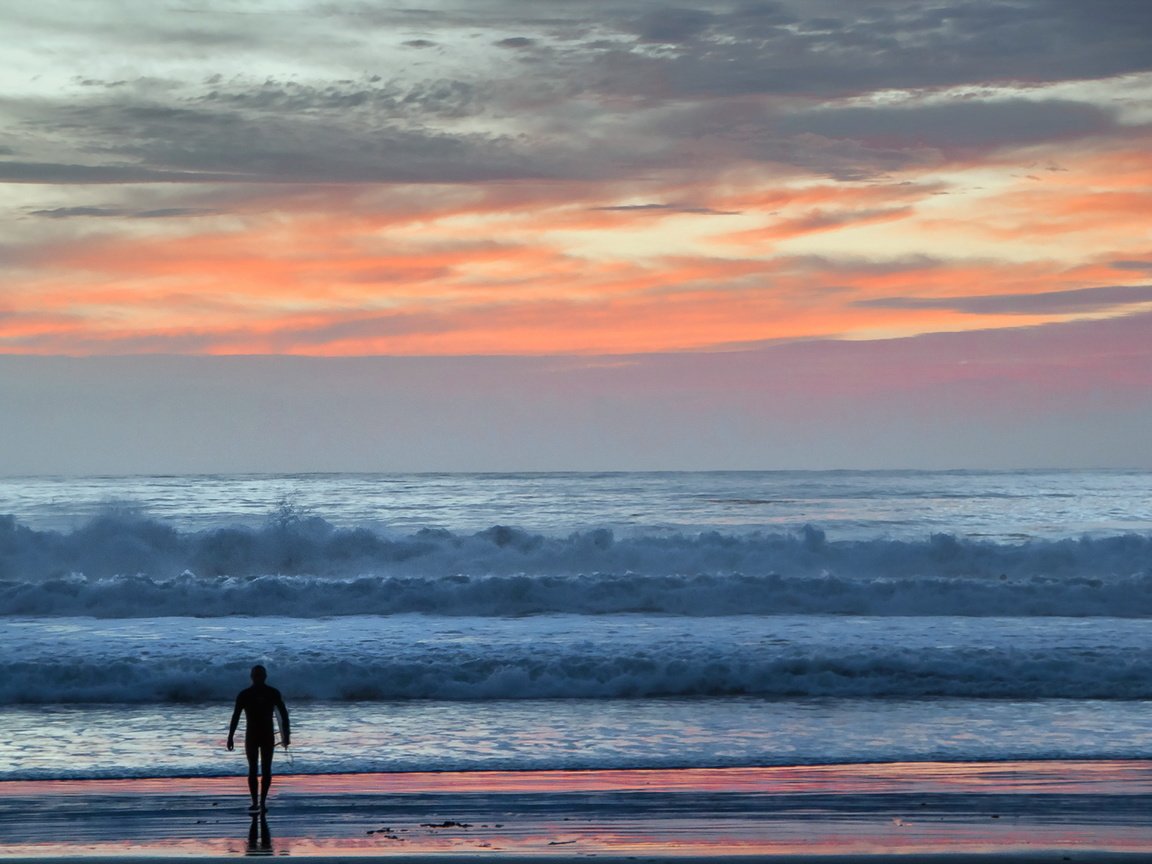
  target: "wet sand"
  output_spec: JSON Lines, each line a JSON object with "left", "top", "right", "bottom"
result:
{"left": 1, "top": 761, "right": 1151, "bottom": 860}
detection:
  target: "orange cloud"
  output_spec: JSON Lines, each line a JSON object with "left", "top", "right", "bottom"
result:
{"left": 4, "top": 134, "right": 1150, "bottom": 356}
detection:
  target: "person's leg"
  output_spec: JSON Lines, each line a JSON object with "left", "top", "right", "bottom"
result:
{"left": 259, "top": 741, "right": 275, "bottom": 809}
{"left": 244, "top": 739, "right": 260, "bottom": 809}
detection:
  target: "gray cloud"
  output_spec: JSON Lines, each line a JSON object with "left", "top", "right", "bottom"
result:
{"left": 5, "top": 93, "right": 555, "bottom": 185}
{"left": 779, "top": 99, "right": 1118, "bottom": 151}
{"left": 781, "top": 206, "right": 913, "bottom": 232}
{"left": 29, "top": 206, "right": 215, "bottom": 219}
{"left": 590, "top": 203, "right": 740, "bottom": 215}
{"left": 1112, "top": 260, "right": 1152, "bottom": 273}
{"left": 600, "top": 0, "right": 1152, "bottom": 98}
{"left": 29, "top": 206, "right": 131, "bottom": 218}
{"left": 0, "top": 161, "right": 248, "bottom": 184}
{"left": 77, "top": 78, "right": 130, "bottom": 88}
{"left": 632, "top": 7, "right": 717, "bottom": 43}
{"left": 1, "top": 0, "right": 1149, "bottom": 189}
{"left": 857, "top": 284, "right": 1152, "bottom": 315}
{"left": 645, "top": 102, "right": 947, "bottom": 179}
{"left": 267, "top": 311, "right": 460, "bottom": 349}
{"left": 199, "top": 76, "right": 484, "bottom": 119}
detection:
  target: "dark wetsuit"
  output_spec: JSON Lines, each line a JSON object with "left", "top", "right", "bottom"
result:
{"left": 229, "top": 683, "right": 289, "bottom": 804}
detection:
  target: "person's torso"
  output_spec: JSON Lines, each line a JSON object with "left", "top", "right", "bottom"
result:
{"left": 239, "top": 684, "right": 280, "bottom": 737}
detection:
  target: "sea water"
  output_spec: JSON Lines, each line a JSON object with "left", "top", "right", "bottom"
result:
{"left": 1, "top": 470, "right": 1151, "bottom": 781}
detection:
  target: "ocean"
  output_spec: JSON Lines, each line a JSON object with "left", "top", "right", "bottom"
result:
{"left": 2, "top": 470, "right": 1151, "bottom": 781}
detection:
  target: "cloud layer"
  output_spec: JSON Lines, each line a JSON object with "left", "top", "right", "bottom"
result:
{"left": 1, "top": 0, "right": 1150, "bottom": 360}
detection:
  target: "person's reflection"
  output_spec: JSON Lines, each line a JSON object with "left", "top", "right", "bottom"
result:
{"left": 246, "top": 814, "right": 274, "bottom": 856}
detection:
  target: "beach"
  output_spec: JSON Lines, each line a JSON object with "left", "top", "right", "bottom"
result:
{"left": 4, "top": 471, "right": 1152, "bottom": 861}
{"left": 2, "top": 761, "right": 1151, "bottom": 860}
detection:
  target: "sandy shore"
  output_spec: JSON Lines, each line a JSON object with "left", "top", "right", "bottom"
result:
{"left": 2, "top": 761, "right": 1151, "bottom": 860}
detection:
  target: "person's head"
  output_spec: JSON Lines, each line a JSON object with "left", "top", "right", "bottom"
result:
{"left": 250, "top": 664, "right": 268, "bottom": 684}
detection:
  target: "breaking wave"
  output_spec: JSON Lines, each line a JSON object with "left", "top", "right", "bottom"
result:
{"left": 2, "top": 512, "right": 1151, "bottom": 617}
{"left": 5, "top": 613, "right": 1152, "bottom": 703}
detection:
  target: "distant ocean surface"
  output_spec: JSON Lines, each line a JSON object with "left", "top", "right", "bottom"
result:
{"left": 2, "top": 470, "right": 1152, "bottom": 780}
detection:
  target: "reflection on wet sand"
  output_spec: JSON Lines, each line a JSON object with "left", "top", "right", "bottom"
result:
{"left": 1, "top": 761, "right": 1151, "bottom": 859}
{"left": 245, "top": 814, "right": 273, "bottom": 856}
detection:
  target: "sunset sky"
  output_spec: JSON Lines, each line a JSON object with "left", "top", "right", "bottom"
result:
{"left": 2, "top": 0, "right": 1151, "bottom": 472}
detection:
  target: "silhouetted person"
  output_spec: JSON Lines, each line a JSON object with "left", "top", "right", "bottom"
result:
{"left": 228, "top": 664, "right": 290, "bottom": 813}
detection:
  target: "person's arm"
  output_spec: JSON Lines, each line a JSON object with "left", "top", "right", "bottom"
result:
{"left": 276, "top": 693, "right": 290, "bottom": 748}
{"left": 226, "top": 694, "right": 243, "bottom": 751}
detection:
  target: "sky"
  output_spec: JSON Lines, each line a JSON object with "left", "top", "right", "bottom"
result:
{"left": 1, "top": 0, "right": 1151, "bottom": 472}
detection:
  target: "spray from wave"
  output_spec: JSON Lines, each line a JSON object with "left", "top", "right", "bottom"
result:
{"left": 2, "top": 508, "right": 1151, "bottom": 617}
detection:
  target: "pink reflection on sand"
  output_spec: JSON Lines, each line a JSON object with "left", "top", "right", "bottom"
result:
{"left": 4, "top": 760, "right": 1151, "bottom": 798}
{"left": 9, "top": 823, "right": 1152, "bottom": 859}
{"left": 273, "top": 759, "right": 1152, "bottom": 795}
{"left": 3, "top": 762, "right": 1152, "bottom": 858}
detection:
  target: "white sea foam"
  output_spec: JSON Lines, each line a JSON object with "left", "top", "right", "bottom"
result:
{"left": 4, "top": 614, "right": 1151, "bottom": 704}
{"left": 2, "top": 513, "right": 1150, "bottom": 617}
{"left": 5, "top": 697, "right": 1152, "bottom": 779}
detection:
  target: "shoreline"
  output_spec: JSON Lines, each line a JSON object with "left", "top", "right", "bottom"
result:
{"left": 2, "top": 760, "right": 1151, "bottom": 860}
